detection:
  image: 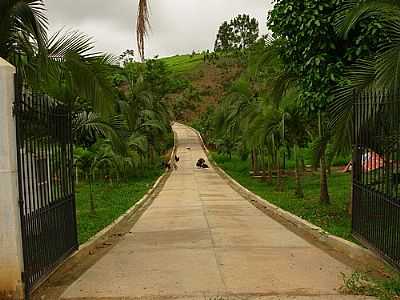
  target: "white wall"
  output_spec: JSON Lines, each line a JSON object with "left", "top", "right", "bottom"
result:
{"left": 0, "top": 57, "right": 25, "bottom": 299}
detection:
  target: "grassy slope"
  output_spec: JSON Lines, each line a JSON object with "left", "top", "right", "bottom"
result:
{"left": 75, "top": 170, "right": 162, "bottom": 244}
{"left": 212, "top": 153, "right": 353, "bottom": 241}
{"left": 161, "top": 54, "right": 204, "bottom": 74}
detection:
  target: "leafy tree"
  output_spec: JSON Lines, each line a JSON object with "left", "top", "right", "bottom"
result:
{"left": 214, "top": 21, "right": 235, "bottom": 51}
{"left": 231, "top": 14, "right": 260, "bottom": 50}
{"left": 268, "top": 0, "right": 385, "bottom": 204}
{"left": 214, "top": 14, "right": 259, "bottom": 52}
{"left": 268, "top": 0, "right": 383, "bottom": 113}
{"left": 119, "top": 49, "right": 135, "bottom": 66}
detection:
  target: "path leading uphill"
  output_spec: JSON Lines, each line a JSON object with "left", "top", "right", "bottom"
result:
{"left": 61, "top": 123, "right": 372, "bottom": 300}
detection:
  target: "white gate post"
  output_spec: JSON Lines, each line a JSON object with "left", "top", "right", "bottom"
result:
{"left": 0, "top": 58, "right": 25, "bottom": 299}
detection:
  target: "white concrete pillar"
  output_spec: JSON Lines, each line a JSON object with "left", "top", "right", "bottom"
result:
{"left": 0, "top": 58, "right": 25, "bottom": 299}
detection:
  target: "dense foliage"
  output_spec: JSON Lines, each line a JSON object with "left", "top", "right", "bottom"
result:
{"left": 1, "top": 0, "right": 176, "bottom": 214}
{"left": 214, "top": 14, "right": 259, "bottom": 52}
{"left": 267, "top": 0, "right": 385, "bottom": 113}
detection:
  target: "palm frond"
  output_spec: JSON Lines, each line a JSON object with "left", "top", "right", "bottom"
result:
{"left": 63, "top": 52, "right": 116, "bottom": 114}
{"left": 335, "top": 0, "right": 400, "bottom": 39}
{"left": 47, "top": 29, "right": 95, "bottom": 58}
{"left": 1, "top": 0, "right": 48, "bottom": 67}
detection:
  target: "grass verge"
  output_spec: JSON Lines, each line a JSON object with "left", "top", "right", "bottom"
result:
{"left": 75, "top": 170, "right": 162, "bottom": 244}
{"left": 342, "top": 271, "right": 400, "bottom": 300}
{"left": 211, "top": 153, "right": 353, "bottom": 241}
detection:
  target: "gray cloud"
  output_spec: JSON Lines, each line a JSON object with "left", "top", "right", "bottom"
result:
{"left": 45, "top": 0, "right": 273, "bottom": 59}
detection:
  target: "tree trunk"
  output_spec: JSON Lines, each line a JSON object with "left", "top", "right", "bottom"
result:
{"left": 251, "top": 150, "right": 256, "bottom": 173}
{"left": 294, "top": 145, "right": 304, "bottom": 198}
{"left": 75, "top": 166, "right": 79, "bottom": 185}
{"left": 276, "top": 150, "right": 283, "bottom": 192}
{"left": 261, "top": 150, "right": 268, "bottom": 181}
{"left": 320, "top": 150, "right": 330, "bottom": 204}
{"left": 254, "top": 150, "right": 260, "bottom": 176}
{"left": 348, "top": 182, "right": 353, "bottom": 215}
{"left": 318, "top": 111, "right": 330, "bottom": 204}
{"left": 89, "top": 176, "right": 96, "bottom": 214}
{"left": 268, "top": 160, "right": 273, "bottom": 181}
{"left": 327, "top": 159, "right": 332, "bottom": 176}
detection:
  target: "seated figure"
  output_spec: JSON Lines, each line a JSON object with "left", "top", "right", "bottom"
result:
{"left": 196, "top": 158, "right": 209, "bottom": 169}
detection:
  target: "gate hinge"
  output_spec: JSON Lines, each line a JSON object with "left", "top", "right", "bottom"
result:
{"left": 21, "top": 271, "right": 26, "bottom": 283}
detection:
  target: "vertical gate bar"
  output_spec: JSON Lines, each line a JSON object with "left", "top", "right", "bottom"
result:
{"left": 32, "top": 91, "right": 45, "bottom": 281}
{"left": 69, "top": 106, "right": 78, "bottom": 248}
{"left": 24, "top": 89, "right": 35, "bottom": 290}
{"left": 45, "top": 95, "right": 55, "bottom": 265}
{"left": 15, "top": 84, "right": 79, "bottom": 294}
{"left": 42, "top": 94, "right": 52, "bottom": 270}
{"left": 49, "top": 99, "right": 57, "bottom": 206}
{"left": 26, "top": 91, "right": 37, "bottom": 288}
{"left": 14, "top": 74, "right": 28, "bottom": 296}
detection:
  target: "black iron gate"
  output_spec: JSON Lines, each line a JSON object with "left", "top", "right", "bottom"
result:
{"left": 14, "top": 79, "right": 78, "bottom": 296}
{"left": 353, "top": 90, "right": 400, "bottom": 269}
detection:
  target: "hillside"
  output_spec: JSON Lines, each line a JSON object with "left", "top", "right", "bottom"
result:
{"left": 162, "top": 54, "right": 243, "bottom": 122}
{"left": 160, "top": 54, "right": 204, "bottom": 74}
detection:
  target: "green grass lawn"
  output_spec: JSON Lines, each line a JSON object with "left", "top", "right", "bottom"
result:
{"left": 161, "top": 54, "right": 204, "bottom": 74}
{"left": 75, "top": 170, "right": 162, "bottom": 244}
{"left": 212, "top": 153, "right": 353, "bottom": 241}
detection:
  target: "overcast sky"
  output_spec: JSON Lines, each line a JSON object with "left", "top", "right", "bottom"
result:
{"left": 45, "top": 1, "right": 274, "bottom": 59}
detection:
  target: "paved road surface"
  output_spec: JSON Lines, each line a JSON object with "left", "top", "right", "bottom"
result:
{"left": 61, "top": 123, "right": 372, "bottom": 300}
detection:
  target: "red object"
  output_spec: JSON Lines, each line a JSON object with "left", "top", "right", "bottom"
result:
{"left": 362, "top": 152, "right": 384, "bottom": 172}
{"left": 342, "top": 151, "right": 384, "bottom": 173}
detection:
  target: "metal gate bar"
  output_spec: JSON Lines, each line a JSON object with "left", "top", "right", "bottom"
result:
{"left": 14, "top": 78, "right": 78, "bottom": 296}
{"left": 353, "top": 90, "right": 400, "bottom": 269}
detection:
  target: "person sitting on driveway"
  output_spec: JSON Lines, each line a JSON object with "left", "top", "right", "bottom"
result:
{"left": 196, "top": 158, "right": 209, "bottom": 169}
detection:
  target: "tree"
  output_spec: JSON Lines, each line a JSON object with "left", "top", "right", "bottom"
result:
{"left": 214, "top": 14, "right": 259, "bottom": 52}
{"left": 331, "top": 0, "right": 400, "bottom": 135}
{"left": 0, "top": 0, "right": 47, "bottom": 75}
{"left": 37, "top": 30, "right": 117, "bottom": 115}
{"left": 136, "top": 0, "right": 150, "bottom": 61}
{"left": 120, "top": 49, "right": 135, "bottom": 66}
{"left": 214, "top": 21, "right": 235, "bottom": 51}
{"left": 231, "top": 14, "right": 259, "bottom": 50}
{"left": 268, "top": 0, "right": 384, "bottom": 204}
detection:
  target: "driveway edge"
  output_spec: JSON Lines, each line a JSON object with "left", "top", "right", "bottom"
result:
{"left": 68, "top": 127, "right": 178, "bottom": 261}
{"left": 31, "top": 130, "right": 177, "bottom": 297}
{"left": 189, "top": 126, "right": 389, "bottom": 273}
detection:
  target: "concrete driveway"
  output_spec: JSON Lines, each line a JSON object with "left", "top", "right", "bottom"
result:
{"left": 61, "top": 123, "right": 372, "bottom": 300}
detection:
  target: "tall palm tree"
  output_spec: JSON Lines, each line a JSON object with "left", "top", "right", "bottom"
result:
{"left": 136, "top": 0, "right": 150, "bottom": 61}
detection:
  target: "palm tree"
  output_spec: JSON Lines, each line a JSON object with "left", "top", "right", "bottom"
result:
{"left": 331, "top": 0, "right": 400, "bottom": 133}
{"left": 39, "top": 30, "right": 117, "bottom": 115}
{"left": 117, "top": 61, "right": 172, "bottom": 166}
{"left": 0, "top": 0, "right": 48, "bottom": 74}
{"left": 2, "top": 1, "right": 118, "bottom": 115}
{"left": 136, "top": 0, "right": 150, "bottom": 61}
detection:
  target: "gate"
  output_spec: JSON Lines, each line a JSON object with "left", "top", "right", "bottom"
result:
{"left": 14, "top": 79, "right": 78, "bottom": 296}
{"left": 353, "top": 90, "right": 400, "bottom": 269}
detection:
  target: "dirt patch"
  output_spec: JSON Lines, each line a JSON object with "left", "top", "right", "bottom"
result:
{"left": 171, "top": 61, "right": 242, "bottom": 122}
